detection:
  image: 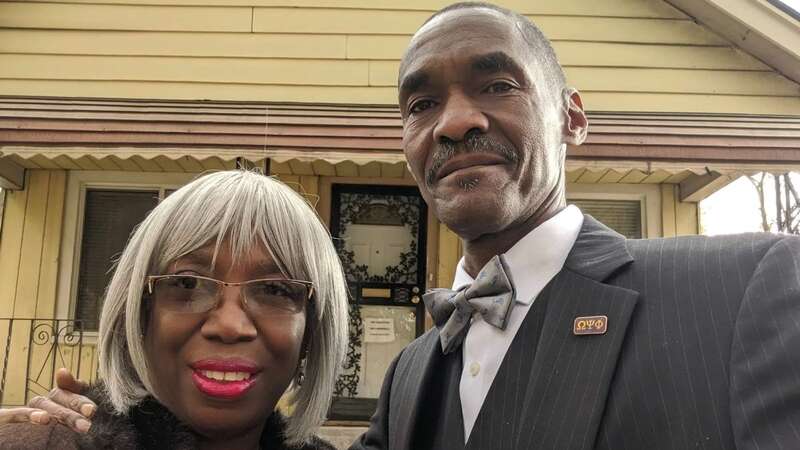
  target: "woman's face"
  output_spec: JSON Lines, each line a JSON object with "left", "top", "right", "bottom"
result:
{"left": 143, "top": 242, "right": 307, "bottom": 439}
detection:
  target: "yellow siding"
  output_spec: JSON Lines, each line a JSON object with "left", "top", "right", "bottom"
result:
{"left": 0, "top": 30, "right": 347, "bottom": 59}
{"left": 0, "top": 170, "right": 68, "bottom": 405}
{"left": 13, "top": 0, "right": 688, "bottom": 17}
{"left": 60, "top": 343, "right": 100, "bottom": 385}
{"left": 661, "top": 184, "right": 699, "bottom": 237}
{"left": 0, "top": 170, "right": 66, "bottom": 317}
{"left": 2, "top": 55, "right": 370, "bottom": 86}
{"left": 0, "top": 181, "right": 29, "bottom": 318}
{"left": 0, "top": 0, "right": 797, "bottom": 114}
{"left": 436, "top": 224, "right": 461, "bottom": 289}
{"left": 0, "top": 3, "right": 253, "bottom": 32}
{"left": 272, "top": 174, "right": 322, "bottom": 214}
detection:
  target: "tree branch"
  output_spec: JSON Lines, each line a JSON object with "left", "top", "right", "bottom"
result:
{"left": 749, "top": 173, "right": 770, "bottom": 232}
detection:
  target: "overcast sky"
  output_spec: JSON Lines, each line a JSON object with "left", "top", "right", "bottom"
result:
{"left": 700, "top": 177, "right": 764, "bottom": 235}
{"left": 781, "top": 0, "right": 800, "bottom": 9}
{"left": 700, "top": 174, "right": 800, "bottom": 235}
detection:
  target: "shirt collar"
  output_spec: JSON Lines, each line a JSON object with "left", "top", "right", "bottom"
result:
{"left": 452, "top": 205, "right": 584, "bottom": 305}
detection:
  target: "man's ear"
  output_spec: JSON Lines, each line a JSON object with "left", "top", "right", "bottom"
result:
{"left": 562, "top": 88, "right": 588, "bottom": 146}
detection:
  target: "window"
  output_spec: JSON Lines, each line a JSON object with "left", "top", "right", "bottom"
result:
{"left": 566, "top": 183, "right": 661, "bottom": 238}
{"left": 57, "top": 171, "right": 196, "bottom": 333}
{"left": 74, "top": 190, "right": 159, "bottom": 330}
{"left": 569, "top": 199, "right": 642, "bottom": 239}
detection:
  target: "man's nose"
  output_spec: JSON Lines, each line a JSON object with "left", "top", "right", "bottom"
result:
{"left": 201, "top": 287, "right": 257, "bottom": 343}
{"left": 433, "top": 91, "right": 489, "bottom": 142}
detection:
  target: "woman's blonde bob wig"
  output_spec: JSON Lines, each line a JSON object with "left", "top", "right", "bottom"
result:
{"left": 97, "top": 170, "right": 349, "bottom": 445}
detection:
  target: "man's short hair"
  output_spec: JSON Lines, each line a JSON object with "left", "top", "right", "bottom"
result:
{"left": 404, "top": 2, "right": 567, "bottom": 93}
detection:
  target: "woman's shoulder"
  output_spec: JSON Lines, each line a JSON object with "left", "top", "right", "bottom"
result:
{"left": 0, "top": 421, "right": 80, "bottom": 450}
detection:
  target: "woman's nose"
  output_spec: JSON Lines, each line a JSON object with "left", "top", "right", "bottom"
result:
{"left": 200, "top": 287, "right": 257, "bottom": 343}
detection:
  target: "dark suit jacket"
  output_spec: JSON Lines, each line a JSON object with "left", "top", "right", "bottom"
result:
{"left": 352, "top": 216, "right": 800, "bottom": 450}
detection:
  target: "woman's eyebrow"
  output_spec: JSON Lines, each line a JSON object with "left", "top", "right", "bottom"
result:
{"left": 253, "top": 260, "right": 282, "bottom": 276}
{"left": 173, "top": 249, "right": 213, "bottom": 266}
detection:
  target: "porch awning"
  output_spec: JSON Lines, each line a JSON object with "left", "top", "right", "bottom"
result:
{"left": 1, "top": 96, "right": 799, "bottom": 194}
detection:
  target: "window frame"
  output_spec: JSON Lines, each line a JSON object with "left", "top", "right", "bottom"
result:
{"left": 566, "top": 183, "right": 662, "bottom": 238}
{"left": 56, "top": 171, "right": 197, "bottom": 338}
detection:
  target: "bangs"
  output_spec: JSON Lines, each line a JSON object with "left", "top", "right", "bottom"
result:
{"left": 149, "top": 172, "right": 310, "bottom": 282}
{"left": 98, "top": 170, "right": 348, "bottom": 443}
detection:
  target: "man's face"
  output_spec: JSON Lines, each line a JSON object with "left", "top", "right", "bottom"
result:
{"left": 399, "top": 9, "right": 569, "bottom": 240}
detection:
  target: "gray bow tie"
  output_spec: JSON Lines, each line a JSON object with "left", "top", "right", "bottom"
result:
{"left": 423, "top": 255, "right": 516, "bottom": 354}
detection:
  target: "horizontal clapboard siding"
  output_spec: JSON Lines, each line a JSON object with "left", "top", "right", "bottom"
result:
{"left": 2, "top": 55, "right": 789, "bottom": 95}
{"left": 9, "top": 0, "right": 688, "bottom": 17}
{"left": 0, "top": 31, "right": 767, "bottom": 71}
{"left": 0, "top": 0, "right": 798, "bottom": 114}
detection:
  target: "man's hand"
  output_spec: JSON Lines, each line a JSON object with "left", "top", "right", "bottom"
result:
{"left": 0, "top": 368, "right": 95, "bottom": 433}
{"left": 0, "top": 407, "right": 51, "bottom": 425}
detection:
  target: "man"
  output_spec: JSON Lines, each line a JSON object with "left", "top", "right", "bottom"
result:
{"left": 352, "top": 3, "right": 800, "bottom": 449}
{"left": 5, "top": 3, "right": 800, "bottom": 449}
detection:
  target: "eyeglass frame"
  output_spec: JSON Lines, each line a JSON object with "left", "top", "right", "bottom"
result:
{"left": 144, "top": 274, "right": 315, "bottom": 315}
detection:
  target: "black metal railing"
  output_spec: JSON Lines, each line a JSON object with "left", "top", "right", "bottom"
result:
{"left": 0, "top": 318, "right": 92, "bottom": 407}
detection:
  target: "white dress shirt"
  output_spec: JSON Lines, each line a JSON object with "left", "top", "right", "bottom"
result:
{"left": 452, "top": 205, "right": 584, "bottom": 441}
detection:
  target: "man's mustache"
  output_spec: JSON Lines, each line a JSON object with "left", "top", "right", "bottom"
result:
{"left": 426, "top": 131, "right": 519, "bottom": 187}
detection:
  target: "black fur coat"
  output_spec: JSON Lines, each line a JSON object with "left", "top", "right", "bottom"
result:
{"left": 0, "top": 384, "right": 337, "bottom": 450}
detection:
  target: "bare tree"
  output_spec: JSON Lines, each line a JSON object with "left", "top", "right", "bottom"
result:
{"left": 748, "top": 172, "right": 800, "bottom": 234}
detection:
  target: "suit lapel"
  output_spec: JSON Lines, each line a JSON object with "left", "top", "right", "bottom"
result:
{"left": 388, "top": 328, "right": 443, "bottom": 450}
{"left": 515, "top": 216, "right": 640, "bottom": 450}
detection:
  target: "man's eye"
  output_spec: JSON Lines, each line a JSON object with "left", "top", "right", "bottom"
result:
{"left": 409, "top": 99, "right": 436, "bottom": 114}
{"left": 485, "top": 81, "right": 514, "bottom": 94}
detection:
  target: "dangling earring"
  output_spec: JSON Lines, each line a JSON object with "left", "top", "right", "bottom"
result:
{"left": 295, "top": 357, "right": 306, "bottom": 387}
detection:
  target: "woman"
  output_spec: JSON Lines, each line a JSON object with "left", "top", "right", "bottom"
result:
{"left": 0, "top": 170, "right": 349, "bottom": 449}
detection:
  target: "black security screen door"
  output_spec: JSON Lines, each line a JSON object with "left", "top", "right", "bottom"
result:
{"left": 329, "top": 184, "right": 427, "bottom": 421}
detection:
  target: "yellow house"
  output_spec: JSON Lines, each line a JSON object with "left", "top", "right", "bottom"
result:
{"left": 0, "top": 0, "right": 798, "bottom": 440}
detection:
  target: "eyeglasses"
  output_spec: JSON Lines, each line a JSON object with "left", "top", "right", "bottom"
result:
{"left": 145, "top": 274, "right": 314, "bottom": 316}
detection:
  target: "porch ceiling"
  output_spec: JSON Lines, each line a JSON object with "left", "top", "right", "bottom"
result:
{"left": 1, "top": 96, "right": 799, "bottom": 193}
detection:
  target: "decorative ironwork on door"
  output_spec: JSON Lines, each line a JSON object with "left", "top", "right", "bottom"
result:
{"left": 329, "top": 184, "right": 427, "bottom": 420}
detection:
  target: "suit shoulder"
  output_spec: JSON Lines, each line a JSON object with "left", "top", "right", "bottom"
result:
{"left": 0, "top": 422, "right": 79, "bottom": 450}
{"left": 625, "top": 232, "right": 784, "bottom": 261}
{"left": 773, "top": 233, "right": 800, "bottom": 247}
{"left": 404, "top": 327, "right": 439, "bottom": 353}
{"left": 391, "top": 327, "right": 440, "bottom": 370}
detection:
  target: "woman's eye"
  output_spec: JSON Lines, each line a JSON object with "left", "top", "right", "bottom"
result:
{"left": 175, "top": 276, "right": 199, "bottom": 289}
{"left": 256, "top": 283, "right": 290, "bottom": 297}
{"left": 485, "top": 81, "right": 514, "bottom": 94}
{"left": 409, "top": 99, "right": 435, "bottom": 114}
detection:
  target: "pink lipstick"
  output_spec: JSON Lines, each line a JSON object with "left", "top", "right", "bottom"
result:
{"left": 190, "top": 359, "right": 259, "bottom": 400}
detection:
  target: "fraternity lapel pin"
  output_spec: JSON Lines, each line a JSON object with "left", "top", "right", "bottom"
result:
{"left": 573, "top": 315, "right": 608, "bottom": 335}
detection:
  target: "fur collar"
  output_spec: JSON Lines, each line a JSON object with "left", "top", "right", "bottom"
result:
{"left": 77, "top": 384, "right": 335, "bottom": 450}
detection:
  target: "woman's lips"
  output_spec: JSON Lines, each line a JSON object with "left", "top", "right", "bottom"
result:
{"left": 190, "top": 358, "right": 259, "bottom": 400}
{"left": 191, "top": 370, "right": 256, "bottom": 400}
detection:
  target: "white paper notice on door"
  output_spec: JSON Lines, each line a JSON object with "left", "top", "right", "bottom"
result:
{"left": 363, "top": 318, "right": 396, "bottom": 343}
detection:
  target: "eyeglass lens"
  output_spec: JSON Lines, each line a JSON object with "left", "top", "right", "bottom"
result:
{"left": 151, "top": 276, "right": 307, "bottom": 315}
